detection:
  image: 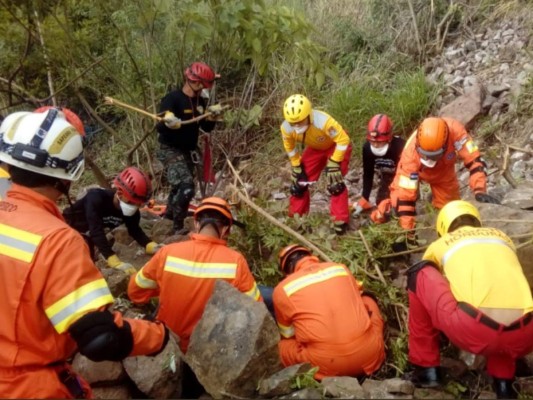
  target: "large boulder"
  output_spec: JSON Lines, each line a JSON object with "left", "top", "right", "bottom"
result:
{"left": 122, "top": 335, "right": 183, "bottom": 399}
{"left": 438, "top": 82, "right": 485, "bottom": 128}
{"left": 71, "top": 354, "right": 125, "bottom": 385}
{"left": 91, "top": 385, "right": 131, "bottom": 399}
{"left": 185, "top": 280, "right": 283, "bottom": 399}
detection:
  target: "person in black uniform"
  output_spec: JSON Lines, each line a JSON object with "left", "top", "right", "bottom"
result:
{"left": 64, "top": 166, "right": 161, "bottom": 274}
{"left": 157, "top": 62, "right": 223, "bottom": 234}
{"left": 353, "top": 114, "right": 405, "bottom": 215}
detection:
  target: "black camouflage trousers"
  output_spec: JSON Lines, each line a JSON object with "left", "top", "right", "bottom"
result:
{"left": 157, "top": 144, "right": 196, "bottom": 230}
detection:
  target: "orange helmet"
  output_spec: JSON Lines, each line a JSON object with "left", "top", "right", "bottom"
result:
{"left": 416, "top": 117, "right": 449, "bottom": 159}
{"left": 194, "top": 197, "right": 234, "bottom": 225}
{"left": 35, "top": 106, "right": 85, "bottom": 136}
{"left": 278, "top": 244, "right": 311, "bottom": 274}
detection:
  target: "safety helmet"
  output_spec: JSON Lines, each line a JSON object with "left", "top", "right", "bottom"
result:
{"left": 114, "top": 166, "right": 152, "bottom": 205}
{"left": 0, "top": 110, "right": 84, "bottom": 181}
{"left": 185, "top": 62, "right": 216, "bottom": 89}
{"left": 416, "top": 117, "right": 449, "bottom": 160}
{"left": 283, "top": 94, "right": 312, "bottom": 124}
{"left": 367, "top": 114, "right": 393, "bottom": 142}
{"left": 194, "top": 197, "right": 233, "bottom": 224}
{"left": 35, "top": 106, "right": 85, "bottom": 136}
{"left": 278, "top": 244, "right": 311, "bottom": 274}
{"left": 436, "top": 200, "right": 481, "bottom": 237}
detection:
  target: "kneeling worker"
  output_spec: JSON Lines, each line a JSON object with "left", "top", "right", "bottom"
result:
{"left": 273, "top": 245, "right": 385, "bottom": 379}
{"left": 407, "top": 200, "right": 533, "bottom": 399}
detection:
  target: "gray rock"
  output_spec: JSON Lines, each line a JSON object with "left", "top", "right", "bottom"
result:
{"left": 322, "top": 376, "right": 366, "bottom": 399}
{"left": 362, "top": 379, "right": 413, "bottom": 399}
{"left": 438, "top": 83, "right": 485, "bottom": 128}
{"left": 501, "top": 184, "right": 533, "bottom": 210}
{"left": 101, "top": 268, "right": 130, "bottom": 298}
{"left": 92, "top": 386, "right": 131, "bottom": 399}
{"left": 272, "top": 192, "right": 288, "bottom": 200}
{"left": 413, "top": 388, "right": 455, "bottom": 399}
{"left": 384, "top": 378, "right": 415, "bottom": 395}
{"left": 71, "top": 354, "right": 125, "bottom": 385}
{"left": 487, "top": 84, "right": 510, "bottom": 97}
{"left": 280, "top": 387, "right": 324, "bottom": 399}
{"left": 476, "top": 390, "right": 497, "bottom": 399}
{"left": 123, "top": 336, "right": 183, "bottom": 399}
{"left": 186, "top": 280, "right": 282, "bottom": 399}
{"left": 259, "top": 363, "right": 314, "bottom": 398}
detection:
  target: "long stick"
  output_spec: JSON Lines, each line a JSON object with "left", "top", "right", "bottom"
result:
{"left": 229, "top": 185, "right": 332, "bottom": 262}
{"left": 358, "top": 230, "right": 387, "bottom": 284}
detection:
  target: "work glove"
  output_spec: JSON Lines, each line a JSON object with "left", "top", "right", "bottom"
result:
{"left": 207, "top": 104, "right": 224, "bottom": 116}
{"left": 325, "top": 159, "right": 343, "bottom": 185}
{"left": 107, "top": 255, "right": 136, "bottom": 275}
{"left": 475, "top": 192, "right": 501, "bottom": 204}
{"left": 163, "top": 111, "right": 181, "bottom": 129}
{"left": 353, "top": 198, "right": 373, "bottom": 216}
{"left": 291, "top": 165, "right": 307, "bottom": 185}
{"left": 145, "top": 241, "right": 164, "bottom": 255}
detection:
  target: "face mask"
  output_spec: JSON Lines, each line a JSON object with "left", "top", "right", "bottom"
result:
{"left": 420, "top": 158, "right": 438, "bottom": 168}
{"left": 370, "top": 143, "right": 389, "bottom": 157}
{"left": 293, "top": 125, "right": 309, "bottom": 135}
{"left": 119, "top": 199, "right": 139, "bottom": 216}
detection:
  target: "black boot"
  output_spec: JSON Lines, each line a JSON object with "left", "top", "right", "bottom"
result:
{"left": 408, "top": 366, "right": 441, "bottom": 388}
{"left": 492, "top": 378, "right": 517, "bottom": 399}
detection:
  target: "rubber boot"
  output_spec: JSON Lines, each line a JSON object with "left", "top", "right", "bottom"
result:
{"left": 408, "top": 366, "right": 441, "bottom": 388}
{"left": 492, "top": 378, "right": 517, "bottom": 399}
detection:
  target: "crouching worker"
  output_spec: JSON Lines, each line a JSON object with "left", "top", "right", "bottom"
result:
{"left": 128, "top": 197, "right": 263, "bottom": 354}
{"left": 406, "top": 200, "right": 533, "bottom": 399}
{"left": 273, "top": 245, "right": 385, "bottom": 380}
{"left": 0, "top": 110, "right": 168, "bottom": 398}
{"left": 64, "top": 166, "right": 162, "bottom": 275}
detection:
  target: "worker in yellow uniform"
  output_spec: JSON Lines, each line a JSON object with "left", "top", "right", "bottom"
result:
{"left": 281, "top": 94, "right": 352, "bottom": 234}
{"left": 406, "top": 200, "right": 533, "bottom": 399}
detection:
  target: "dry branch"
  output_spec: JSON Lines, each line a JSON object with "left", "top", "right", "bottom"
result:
{"left": 358, "top": 230, "right": 387, "bottom": 284}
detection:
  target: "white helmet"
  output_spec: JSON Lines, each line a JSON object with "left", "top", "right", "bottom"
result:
{"left": 0, "top": 109, "right": 84, "bottom": 181}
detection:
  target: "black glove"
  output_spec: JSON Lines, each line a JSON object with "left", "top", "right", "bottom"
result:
{"left": 475, "top": 192, "right": 501, "bottom": 204}
{"left": 291, "top": 165, "right": 307, "bottom": 185}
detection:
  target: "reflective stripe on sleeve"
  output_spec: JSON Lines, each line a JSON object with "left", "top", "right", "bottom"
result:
{"left": 286, "top": 149, "right": 297, "bottom": 158}
{"left": 0, "top": 223, "right": 41, "bottom": 263}
{"left": 45, "top": 278, "right": 114, "bottom": 334}
{"left": 283, "top": 265, "right": 348, "bottom": 297}
{"left": 465, "top": 140, "right": 478, "bottom": 153}
{"left": 245, "top": 282, "right": 261, "bottom": 301}
{"left": 335, "top": 144, "right": 348, "bottom": 151}
{"left": 277, "top": 322, "right": 295, "bottom": 338}
{"left": 164, "top": 256, "right": 237, "bottom": 279}
{"left": 135, "top": 268, "right": 158, "bottom": 289}
{"left": 441, "top": 238, "right": 513, "bottom": 266}
{"left": 398, "top": 175, "right": 418, "bottom": 190}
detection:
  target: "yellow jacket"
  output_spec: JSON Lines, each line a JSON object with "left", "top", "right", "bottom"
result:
{"left": 280, "top": 110, "right": 350, "bottom": 166}
{"left": 423, "top": 226, "right": 533, "bottom": 311}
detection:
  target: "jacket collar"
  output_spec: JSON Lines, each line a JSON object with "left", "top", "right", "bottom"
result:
{"left": 6, "top": 183, "right": 65, "bottom": 220}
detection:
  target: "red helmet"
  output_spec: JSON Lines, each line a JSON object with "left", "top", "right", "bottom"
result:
{"left": 185, "top": 62, "right": 216, "bottom": 89}
{"left": 35, "top": 106, "right": 85, "bottom": 136}
{"left": 366, "top": 114, "right": 392, "bottom": 142}
{"left": 114, "top": 167, "right": 152, "bottom": 205}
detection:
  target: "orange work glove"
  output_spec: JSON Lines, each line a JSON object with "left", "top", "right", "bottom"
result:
{"left": 353, "top": 198, "right": 374, "bottom": 215}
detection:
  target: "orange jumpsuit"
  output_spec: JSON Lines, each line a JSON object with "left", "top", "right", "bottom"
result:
{"left": 273, "top": 256, "right": 385, "bottom": 380}
{"left": 389, "top": 117, "right": 486, "bottom": 230}
{"left": 128, "top": 233, "right": 262, "bottom": 353}
{"left": 0, "top": 184, "right": 166, "bottom": 399}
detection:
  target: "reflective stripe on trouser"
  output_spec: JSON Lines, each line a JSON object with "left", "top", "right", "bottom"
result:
{"left": 408, "top": 267, "right": 533, "bottom": 379}
{"left": 157, "top": 145, "right": 195, "bottom": 227}
{"left": 278, "top": 296, "right": 385, "bottom": 380}
{"left": 0, "top": 364, "right": 92, "bottom": 399}
{"left": 289, "top": 145, "right": 352, "bottom": 223}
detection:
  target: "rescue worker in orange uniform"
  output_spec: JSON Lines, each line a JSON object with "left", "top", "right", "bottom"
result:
{"left": 281, "top": 94, "right": 352, "bottom": 234}
{"left": 128, "top": 197, "right": 262, "bottom": 354}
{"left": 273, "top": 245, "right": 385, "bottom": 380}
{"left": 0, "top": 110, "right": 168, "bottom": 399}
{"left": 406, "top": 200, "right": 533, "bottom": 399}
{"left": 371, "top": 117, "right": 499, "bottom": 234}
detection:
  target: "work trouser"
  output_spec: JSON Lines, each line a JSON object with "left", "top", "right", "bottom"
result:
{"left": 289, "top": 145, "right": 352, "bottom": 224}
{"left": 0, "top": 363, "right": 92, "bottom": 399}
{"left": 278, "top": 296, "right": 385, "bottom": 380}
{"left": 408, "top": 267, "right": 533, "bottom": 379}
{"left": 157, "top": 144, "right": 196, "bottom": 230}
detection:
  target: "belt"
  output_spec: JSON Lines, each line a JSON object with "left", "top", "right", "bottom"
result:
{"left": 458, "top": 302, "right": 532, "bottom": 332}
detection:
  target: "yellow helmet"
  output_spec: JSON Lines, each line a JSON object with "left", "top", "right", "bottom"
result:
{"left": 436, "top": 200, "right": 481, "bottom": 237}
{"left": 283, "top": 94, "right": 312, "bottom": 124}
